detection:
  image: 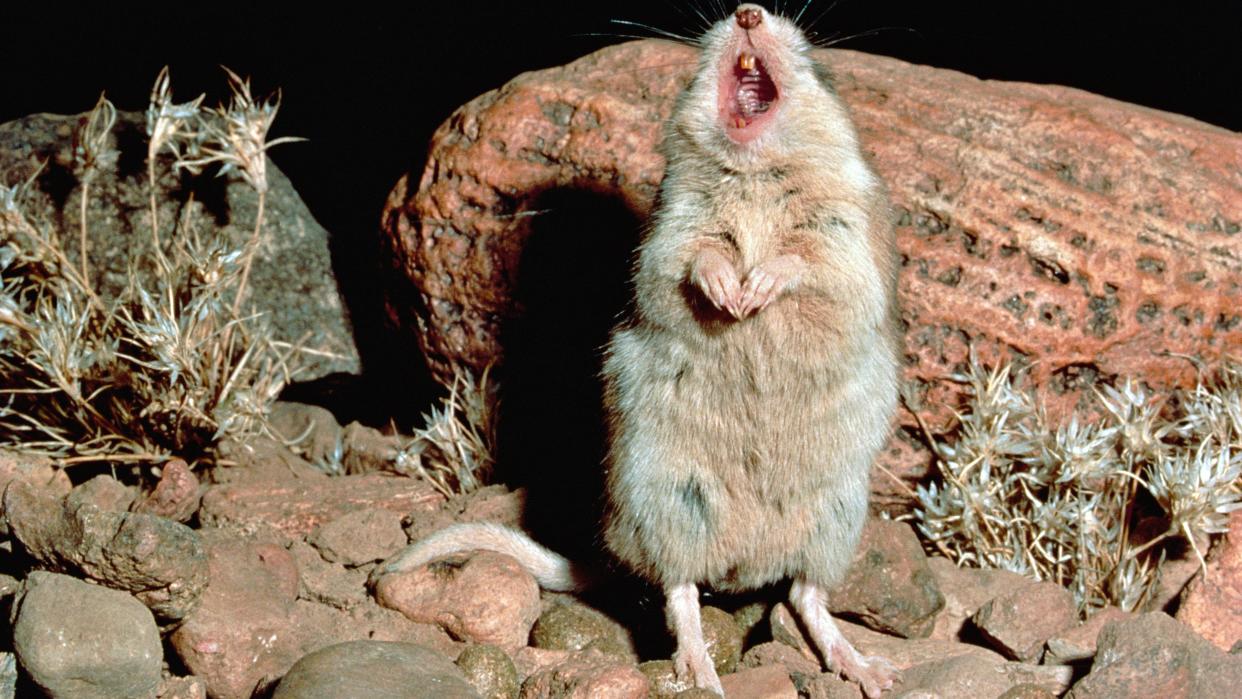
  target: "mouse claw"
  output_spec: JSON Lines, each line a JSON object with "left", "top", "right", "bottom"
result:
{"left": 738, "top": 255, "right": 803, "bottom": 316}
{"left": 690, "top": 248, "right": 742, "bottom": 318}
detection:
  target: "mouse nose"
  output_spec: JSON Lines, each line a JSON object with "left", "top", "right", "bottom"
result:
{"left": 735, "top": 4, "right": 763, "bottom": 29}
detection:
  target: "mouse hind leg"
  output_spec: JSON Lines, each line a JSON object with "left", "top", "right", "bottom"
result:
{"left": 666, "top": 582, "right": 725, "bottom": 696}
{"left": 789, "top": 578, "right": 898, "bottom": 698}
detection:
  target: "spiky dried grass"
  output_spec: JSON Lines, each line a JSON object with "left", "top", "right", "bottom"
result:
{"left": 394, "top": 368, "right": 498, "bottom": 497}
{"left": 0, "top": 68, "right": 303, "bottom": 469}
{"left": 914, "top": 353, "right": 1242, "bottom": 614}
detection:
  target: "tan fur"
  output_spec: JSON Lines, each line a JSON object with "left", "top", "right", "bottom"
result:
{"left": 375, "top": 6, "right": 899, "bottom": 696}
{"left": 601, "top": 8, "right": 899, "bottom": 595}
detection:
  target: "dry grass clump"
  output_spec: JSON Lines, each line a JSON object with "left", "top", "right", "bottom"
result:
{"left": 914, "top": 354, "right": 1242, "bottom": 614}
{"left": 394, "top": 368, "right": 498, "bottom": 497}
{"left": 0, "top": 68, "right": 303, "bottom": 468}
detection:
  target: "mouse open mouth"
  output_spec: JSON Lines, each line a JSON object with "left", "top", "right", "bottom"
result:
{"left": 721, "top": 50, "right": 779, "bottom": 143}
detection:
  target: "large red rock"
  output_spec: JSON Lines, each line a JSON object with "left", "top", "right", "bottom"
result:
{"left": 199, "top": 472, "right": 443, "bottom": 539}
{"left": 381, "top": 40, "right": 1242, "bottom": 503}
{"left": 1177, "top": 511, "right": 1242, "bottom": 651}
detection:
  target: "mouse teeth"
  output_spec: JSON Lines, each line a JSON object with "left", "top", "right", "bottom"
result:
{"left": 735, "top": 117, "right": 747, "bottom": 128}
{"left": 738, "top": 52, "right": 756, "bottom": 71}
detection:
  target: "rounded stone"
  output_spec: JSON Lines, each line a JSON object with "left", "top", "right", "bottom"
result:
{"left": 454, "top": 644, "right": 518, "bottom": 699}
{"left": 13, "top": 571, "right": 162, "bottom": 699}
{"left": 272, "top": 640, "right": 479, "bottom": 699}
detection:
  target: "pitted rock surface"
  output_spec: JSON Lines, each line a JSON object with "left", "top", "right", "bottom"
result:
{"left": 382, "top": 40, "right": 1242, "bottom": 504}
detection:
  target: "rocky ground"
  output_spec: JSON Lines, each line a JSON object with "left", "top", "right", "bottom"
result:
{"left": 1, "top": 401, "right": 1239, "bottom": 698}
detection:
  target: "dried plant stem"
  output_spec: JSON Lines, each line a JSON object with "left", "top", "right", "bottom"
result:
{"left": 78, "top": 180, "right": 91, "bottom": 290}
{"left": 231, "top": 190, "right": 265, "bottom": 318}
{"left": 12, "top": 213, "right": 104, "bottom": 314}
{"left": 147, "top": 159, "right": 168, "bottom": 270}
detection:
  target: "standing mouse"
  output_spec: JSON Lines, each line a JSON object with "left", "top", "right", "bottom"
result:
{"left": 601, "top": 3, "right": 898, "bottom": 695}
{"left": 374, "top": 5, "right": 899, "bottom": 697}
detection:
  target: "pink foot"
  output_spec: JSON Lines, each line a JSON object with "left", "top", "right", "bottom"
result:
{"left": 790, "top": 578, "right": 900, "bottom": 698}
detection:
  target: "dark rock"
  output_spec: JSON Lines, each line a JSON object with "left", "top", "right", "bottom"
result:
{"left": 1068, "top": 612, "right": 1242, "bottom": 698}
{"left": 308, "top": 507, "right": 408, "bottom": 566}
{"left": 456, "top": 644, "right": 520, "bottom": 699}
{"left": 133, "top": 459, "right": 201, "bottom": 523}
{"left": 272, "top": 640, "right": 479, "bottom": 699}
{"left": 374, "top": 550, "right": 540, "bottom": 650}
{"left": 971, "top": 579, "right": 1078, "bottom": 662}
{"left": 4, "top": 480, "right": 207, "bottom": 619}
{"left": 12, "top": 571, "right": 162, "bottom": 699}
{"left": 0, "top": 111, "right": 359, "bottom": 380}
{"left": 830, "top": 519, "right": 943, "bottom": 638}
{"left": 199, "top": 471, "right": 443, "bottom": 538}
{"left": 530, "top": 599, "right": 637, "bottom": 663}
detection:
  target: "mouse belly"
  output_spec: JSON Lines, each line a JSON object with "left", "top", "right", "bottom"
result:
{"left": 602, "top": 322, "right": 895, "bottom": 590}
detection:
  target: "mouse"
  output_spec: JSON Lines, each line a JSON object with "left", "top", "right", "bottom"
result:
{"left": 374, "top": 5, "right": 900, "bottom": 697}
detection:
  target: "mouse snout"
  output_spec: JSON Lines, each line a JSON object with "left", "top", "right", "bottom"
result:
{"left": 735, "top": 4, "right": 763, "bottom": 29}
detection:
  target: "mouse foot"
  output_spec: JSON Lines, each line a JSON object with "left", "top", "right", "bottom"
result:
{"left": 790, "top": 577, "right": 900, "bottom": 697}
{"left": 673, "top": 645, "right": 724, "bottom": 696}
{"left": 824, "top": 645, "right": 899, "bottom": 698}
{"left": 665, "top": 582, "right": 725, "bottom": 696}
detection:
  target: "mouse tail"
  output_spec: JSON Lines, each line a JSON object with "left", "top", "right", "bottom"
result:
{"left": 370, "top": 522, "right": 591, "bottom": 592}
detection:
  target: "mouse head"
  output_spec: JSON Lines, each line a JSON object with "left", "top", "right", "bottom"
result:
{"left": 674, "top": 4, "right": 849, "bottom": 171}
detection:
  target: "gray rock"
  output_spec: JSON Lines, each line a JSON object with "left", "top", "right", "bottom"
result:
{"left": 64, "top": 474, "right": 136, "bottom": 512}
{"left": 1068, "top": 612, "right": 1242, "bottom": 698}
{"left": 456, "top": 644, "right": 519, "bottom": 699}
{"left": 12, "top": 571, "right": 162, "bottom": 699}
{"left": 0, "top": 111, "right": 358, "bottom": 380}
{"left": 273, "top": 640, "right": 479, "bottom": 699}
{"left": 0, "top": 652, "right": 16, "bottom": 699}
{"left": 4, "top": 480, "right": 207, "bottom": 619}
{"left": 830, "top": 518, "right": 944, "bottom": 639}
{"left": 971, "top": 580, "right": 1078, "bottom": 662}
{"left": 308, "top": 507, "right": 408, "bottom": 566}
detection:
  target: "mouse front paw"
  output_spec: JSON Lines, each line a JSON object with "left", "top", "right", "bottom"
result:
{"left": 737, "top": 254, "right": 804, "bottom": 316}
{"left": 690, "top": 247, "right": 743, "bottom": 318}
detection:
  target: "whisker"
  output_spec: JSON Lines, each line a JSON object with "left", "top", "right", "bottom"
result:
{"left": 667, "top": 1, "right": 713, "bottom": 35}
{"left": 808, "top": 25, "right": 916, "bottom": 49}
{"left": 803, "top": 0, "right": 843, "bottom": 32}
{"left": 609, "top": 19, "right": 699, "bottom": 46}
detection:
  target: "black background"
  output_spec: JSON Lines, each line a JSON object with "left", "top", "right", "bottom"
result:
{"left": 5, "top": 1, "right": 1239, "bottom": 413}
